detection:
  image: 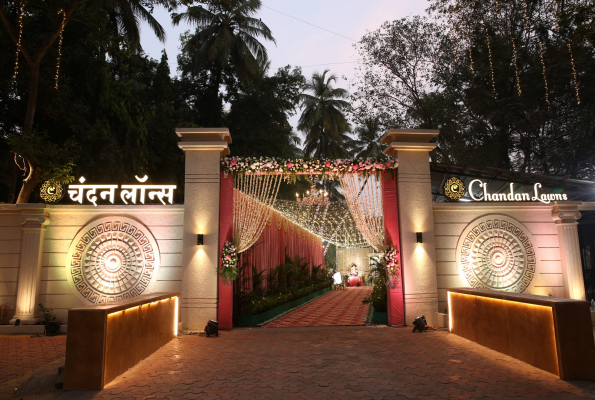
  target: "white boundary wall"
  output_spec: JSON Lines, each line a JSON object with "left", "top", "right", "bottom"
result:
{"left": 0, "top": 204, "right": 183, "bottom": 323}
{"left": 433, "top": 203, "right": 564, "bottom": 313}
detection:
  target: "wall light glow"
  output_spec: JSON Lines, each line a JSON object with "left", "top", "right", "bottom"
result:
{"left": 174, "top": 296, "right": 179, "bottom": 336}
{"left": 447, "top": 291, "right": 452, "bottom": 332}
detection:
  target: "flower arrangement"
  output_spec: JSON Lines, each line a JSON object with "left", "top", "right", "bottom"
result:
{"left": 221, "top": 156, "right": 397, "bottom": 177}
{"left": 382, "top": 245, "right": 400, "bottom": 288}
{"left": 220, "top": 241, "right": 239, "bottom": 284}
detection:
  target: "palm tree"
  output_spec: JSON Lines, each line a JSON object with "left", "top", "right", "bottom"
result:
{"left": 298, "top": 70, "right": 351, "bottom": 159}
{"left": 349, "top": 118, "right": 388, "bottom": 159}
{"left": 173, "top": 0, "right": 275, "bottom": 125}
{"left": 0, "top": 0, "right": 169, "bottom": 203}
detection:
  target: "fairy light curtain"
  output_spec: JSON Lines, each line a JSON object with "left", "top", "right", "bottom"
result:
{"left": 339, "top": 173, "right": 385, "bottom": 252}
{"left": 273, "top": 200, "right": 367, "bottom": 248}
{"left": 233, "top": 173, "right": 282, "bottom": 253}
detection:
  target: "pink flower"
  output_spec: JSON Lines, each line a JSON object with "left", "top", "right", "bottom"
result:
{"left": 287, "top": 162, "right": 293, "bottom": 168}
{"left": 352, "top": 165, "right": 359, "bottom": 171}
{"left": 231, "top": 160, "right": 237, "bottom": 166}
{"left": 325, "top": 161, "right": 331, "bottom": 168}
{"left": 225, "top": 255, "right": 231, "bottom": 260}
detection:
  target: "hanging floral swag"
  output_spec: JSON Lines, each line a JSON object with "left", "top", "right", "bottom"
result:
{"left": 220, "top": 241, "right": 239, "bottom": 284}
{"left": 382, "top": 245, "right": 400, "bottom": 289}
{"left": 222, "top": 156, "right": 397, "bottom": 181}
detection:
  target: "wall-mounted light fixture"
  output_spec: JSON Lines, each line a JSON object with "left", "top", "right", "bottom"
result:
{"left": 416, "top": 232, "right": 423, "bottom": 244}
{"left": 197, "top": 234, "right": 204, "bottom": 246}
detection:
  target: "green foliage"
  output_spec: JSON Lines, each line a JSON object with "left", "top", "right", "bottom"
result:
{"left": 299, "top": 70, "right": 351, "bottom": 159}
{"left": 234, "top": 247, "right": 332, "bottom": 316}
{"left": 352, "top": 3, "right": 595, "bottom": 179}
{"left": 0, "top": 303, "right": 14, "bottom": 325}
{"left": 37, "top": 303, "right": 58, "bottom": 325}
{"left": 225, "top": 65, "right": 305, "bottom": 158}
{"left": 361, "top": 260, "right": 387, "bottom": 312}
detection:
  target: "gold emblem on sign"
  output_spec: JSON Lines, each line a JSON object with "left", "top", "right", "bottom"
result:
{"left": 40, "top": 180, "right": 65, "bottom": 203}
{"left": 444, "top": 177, "right": 466, "bottom": 200}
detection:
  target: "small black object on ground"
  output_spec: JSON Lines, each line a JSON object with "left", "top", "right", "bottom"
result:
{"left": 204, "top": 320, "right": 219, "bottom": 337}
{"left": 412, "top": 315, "right": 428, "bottom": 332}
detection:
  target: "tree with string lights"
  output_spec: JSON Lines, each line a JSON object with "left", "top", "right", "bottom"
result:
{"left": 0, "top": 0, "right": 173, "bottom": 203}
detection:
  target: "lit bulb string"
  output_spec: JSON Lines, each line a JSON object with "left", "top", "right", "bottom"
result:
{"left": 12, "top": 1, "right": 24, "bottom": 82}
{"left": 485, "top": 28, "right": 497, "bottom": 94}
{"left": 511, "top": 38, "right": 522, "bottom": 96}
{"left": 54, "top": 9, "right": 66, "bottom": 90}
{"left": 538, "top": 40, "right": 551, "bottom": 109}
{"left": 567, "top": 42, "right": 581, "bottom": 105}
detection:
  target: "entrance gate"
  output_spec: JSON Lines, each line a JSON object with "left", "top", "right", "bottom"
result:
{"left": 176, "top": 128, "right": 440, "bottom": 330}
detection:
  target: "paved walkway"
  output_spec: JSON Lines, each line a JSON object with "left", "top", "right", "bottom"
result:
{"left": 267, "top": 287, "right": 372, "bottom": 328}
{"left": 6, "top": 326, "right": 595, "bottom": 400}
{"left": 0, "top": 334, "right": 66, "bottom": 400}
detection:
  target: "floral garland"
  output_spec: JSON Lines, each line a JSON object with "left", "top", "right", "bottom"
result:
{"left": 383, "top": 245, "right": 400, "bottom": 288}
{"left": 221, "top": 156, "right": 397, "bottom": 177}
{"left": 219, "top": 241, "right": 239, "bottom": 284}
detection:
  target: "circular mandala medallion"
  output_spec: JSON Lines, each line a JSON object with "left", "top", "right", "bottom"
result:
{"left": 444, "top": 177, "right": 466, "bottom": 201}
{"left": 456, "top": 216, "right": 536, "bottom": 292}
{"left": 66, "top": 217, "right": 160, "bottom": 304}
{"left": 40, "top": 180, "right": 65, "bottom": 203}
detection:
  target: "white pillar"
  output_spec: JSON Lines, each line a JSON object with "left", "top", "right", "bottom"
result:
{"left": 10, "top": 205, "right": 49, "bottom": 324}
{"left": 383, "top": 129, "right": 440, "bottom": 326}
{"left": 553, "top": 205, "right": 586, "bottom": 300}
{"left": 176, "top": 128, "right": 230, "bottom": 330}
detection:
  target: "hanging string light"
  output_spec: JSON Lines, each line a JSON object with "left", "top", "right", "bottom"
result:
{"left": 522, "top": 0, "right": 529, "bottom": 26}
{"left": 54, "top": 9, "right": 66, "bottom": 89}
{"left": 538, "top": 40, "right": 551, "bottom": 109}
{"left": 511, "top": 38, "right": 522, "bottom": 96}
{"left": 485, "top": 28, "right": 497, "bottom": 94}
{"left": 12, "top": 2, "right": 24, "bottom": 82}
{"left": 567, "top": 42, "right": 581, "bottom": 105}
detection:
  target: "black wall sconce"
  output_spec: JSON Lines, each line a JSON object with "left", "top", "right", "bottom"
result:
{"left": 416, "top": 232, "right": 423, "bottom": 243}
{"left": 197, "top": 234, "right": 204, "bottom": 245}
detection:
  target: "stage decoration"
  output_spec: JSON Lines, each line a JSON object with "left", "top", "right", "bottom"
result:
{"left": 350, "top": 264, "right": 358, "bottom": 276}
{"left": 219, "top": 241, "right": 239, "bottom": 284}
{"left": 382, "top": 245, "right": 400, "bottom": 289}
{"left": 12, "top": 1, "right": 24, "bottom": 82}
{"left": 54, "top": 9, "right": 66, "bottom": 89}
{"left": 443, "top": 177, "right": 466, "bottom": 201}
{"left": 233, "top": 173, "right": 282, "bottom": 253}
{"left": 339, "top": 173, "right": 384, "bottom": 251}
{"left": 456, "top": 216, "right": 536, "bottom": 293}
{"left": 65, "top": 217, "right": 160, "bottom": 305}
{"left": 222, "top": 156, "right": 397, "bottom": 178}
{"left": 274, "top": 199, "right": 367, "bottom": 248}
{"left": 40, "top": 180, "right": 65, "bottom": 203}
{"left": 296, "top": 183, "right": 329, "bottom": 206}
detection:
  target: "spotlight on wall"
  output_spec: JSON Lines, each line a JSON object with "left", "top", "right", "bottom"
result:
{"left": 197, "top": 234, "right": 204, "bottom": 246}
{"left": 416, "top": 232, "right": 423, "bottom": 243}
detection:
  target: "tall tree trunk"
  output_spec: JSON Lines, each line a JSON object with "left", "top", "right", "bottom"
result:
{"left": 16, "top": 61, "right": 42, "bottom": 203}
{"left": 16, "top": 160, "right": 42, "bottom": 204}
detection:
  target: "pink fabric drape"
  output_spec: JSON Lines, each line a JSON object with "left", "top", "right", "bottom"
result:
{"left": 218, "top": 173, "right": 234, "bottom": 329}
{"left": 383, "top": 174, "right": 405, "bottom": 325}
{"left": 240, "top": 209, "right": 325, "bottom": 291}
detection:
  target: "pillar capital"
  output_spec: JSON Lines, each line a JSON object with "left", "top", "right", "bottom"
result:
{"left": 176, "top": 128, "right": 231, "bottom": 156}
{"left": 381, "top": 129, "right": 439, "bottom": 157}
{"left": 552, "top": 205, "right": 582, "bottom": 224}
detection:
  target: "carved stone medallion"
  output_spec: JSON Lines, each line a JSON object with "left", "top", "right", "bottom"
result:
{"left": 444, "top": 177, "right": 466, "bottom": 201}
{"left": 456, "top": 216, "right": 536, "bottom": 292}
{"left": 66, "top": 217, "right": 160, "bottom": 304}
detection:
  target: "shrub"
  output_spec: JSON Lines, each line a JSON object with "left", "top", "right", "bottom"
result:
{"left": 0, "top": 303, "right": 14, "bottom": 325}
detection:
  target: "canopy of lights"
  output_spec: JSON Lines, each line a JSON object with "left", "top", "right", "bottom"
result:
{"left": 273, "top": 199, "right": 369, "bottom": 249}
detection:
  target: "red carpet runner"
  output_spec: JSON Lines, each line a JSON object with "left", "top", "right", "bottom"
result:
{"left": 266, "top": 286, "right": 373, "bottom": 328}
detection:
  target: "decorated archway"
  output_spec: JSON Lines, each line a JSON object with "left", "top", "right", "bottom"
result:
{"left": 216, "top": 156, "right": 404, "bottom": 328}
